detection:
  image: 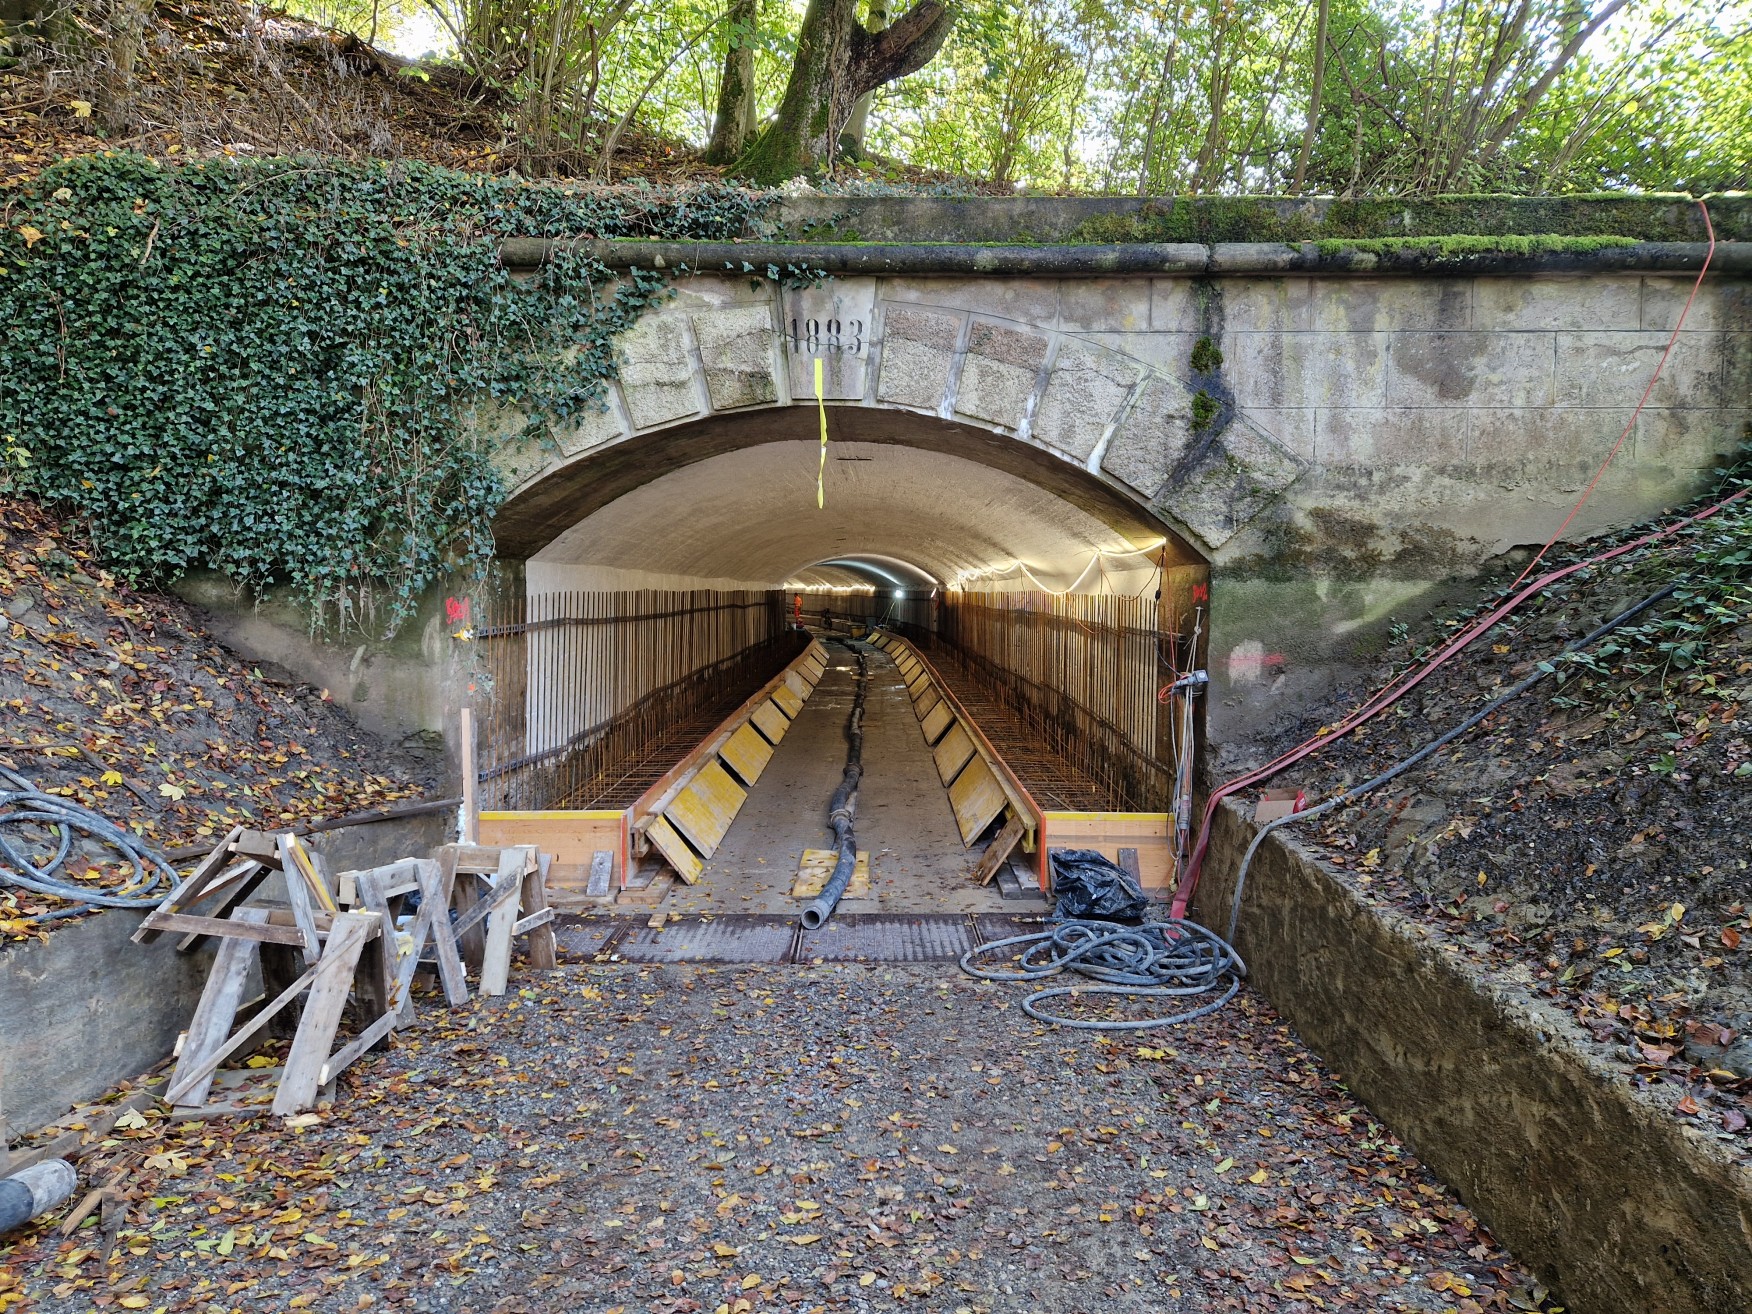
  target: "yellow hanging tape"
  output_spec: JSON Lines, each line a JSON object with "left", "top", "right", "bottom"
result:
{"left": 815, "top": 356, "right": 827, "bottom": 509}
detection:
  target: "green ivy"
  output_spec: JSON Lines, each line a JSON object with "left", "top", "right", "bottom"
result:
{"left": 0, "top": 153, "right": 773, "bottom": 632}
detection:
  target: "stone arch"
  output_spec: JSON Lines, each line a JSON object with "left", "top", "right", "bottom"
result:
{"left": 488, "top": 273, "right": 1308, "bottom": 564}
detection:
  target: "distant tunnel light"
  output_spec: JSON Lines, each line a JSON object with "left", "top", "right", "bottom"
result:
{"left": 894, "top": 589, "right": 905, "bottom": 599}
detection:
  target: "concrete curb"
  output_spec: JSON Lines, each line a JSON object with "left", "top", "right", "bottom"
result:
{"left": 1194, "top": 799, "right": 1752, "bottom": 1314}
{"left": 499, "top": 238, "right": 1752, "bottom": 277}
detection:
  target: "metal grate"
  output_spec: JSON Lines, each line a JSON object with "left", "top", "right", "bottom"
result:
{"left": 797, "top": 914, "right": 973, "bottom": 963}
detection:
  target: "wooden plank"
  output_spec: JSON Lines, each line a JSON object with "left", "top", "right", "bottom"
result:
{"left": 920, "top": 700, "right": 955, "bottom": 746}
{"left": 140, "top": 911, "right": 309, "bottom": 947}
{"left": 1118, "top": 848, "right": 1143, "bottom": 888}
{"left": 352, "top": 868, "right": 408, "bottom": 1023}
{"left": 912, "top": 686, "right": 941, "bottom": 721}
{"left": 664, "top": 760, "right": 746, "bottom": 858}
{"left": 273, "top": 911, "right": 378, "bottom": 1115}
{"left": 948, "top": 756, "right": 1008, "bottom": 848}
{"left": 163, "top": 956, "right": 323, "bottom": 1106}
{"left": 132, "top": 827, "right": 244, "bottom": 944}
{"left": 442, "top": 843, "right": 512, "bottom": 874}
{"left": 933, "top": 720, "right": 977, "bottom": 784}
{"left": 783, "top": 669, "right": 813, "bottom": 701}
{"left": 750, "top": 700, "right": 791, "bottom": 744}
{"left": 905, "top": 666, "right": 931, "bottom": 697}
{"left": 459, "top": 705, "right": 479, "bottom": 844}
{"left": 973, "top": 813, "right": 1027, "bottom": 886}
{"left": 167, "top": 908, "right": 267, "bottom": 1109}
{"left": 173, "top": 864, "right": 269, "bottom": 952}
{"left": 586, "top": 851, "right": 613, "bottom": 898}
{"left": 1039, "top": 813, "right": 1174, "bottom": 890}
{"left": 318, "top": 1010, "right": 398, "bottom": 1086}
{"left": 617, "top": 870, "right": 676, "bottom": 906}
{"left": 232, "top": 830, "right": 283, "bottom": 864}
{"left": 478, "top": 850, "right": 525, "bottom": 998}
{"left": 646, "top": 815, "right": 703, "bottom": 885}
{"left": 791, "top": 849, "right": 870, "bottom": 899}
{"left": 427, "top": 850, "right": 469, "bottom": 1005}
{"left": 771, "top": 683, "right": 804, "bottom": 719}
{"left": 478, "top": 812, "right": 623, "bottom": 867}
{"left": 719, "top": 722, "right": 774, "bottom": 786}
{"left": 522, "top": 852, "right": 558, "bottom": 970}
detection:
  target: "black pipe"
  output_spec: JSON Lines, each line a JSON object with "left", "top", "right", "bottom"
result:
{"left": 799, "top": 644, "right": 870, "bottom": 931}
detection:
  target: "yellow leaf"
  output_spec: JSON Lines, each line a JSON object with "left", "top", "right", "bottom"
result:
{"left": 789, "top": 1234, "right": 821, "bottom": 1245}
{"left": 158, "top": 781, "right": 185, "bottom": 801}
{"left": 1214, "top": 1157, "right": 1234, "bottom": 1174}
{"left": 859, "top": 1274, "right": 876, "bottom": 1287}
{"left": 17, "top": 225, "right": 43, "bottom": 248}
{"left": 119, "top": 1299, "right": 149, "bottom": 1310}
{"left": 741, "top": 1274, "right": 762, "bottom": 1289}
{"left": 1248, "top": 1168, "right": 1268, "bottom": 1184}
{"left": 712, "top": 1243, "right": 739, "bottom": 1258}
{"left": 1201, "top": 1236, "right": 1220, "bottom": 1251}
{"left": 1671, "top": 903, "right": 1685, "bottom": 923}
{"left": 101, "top": 770, "right": 124, "bottom": 786}
{"left": 69, "top": 99, "right": 92, "bottom": 117}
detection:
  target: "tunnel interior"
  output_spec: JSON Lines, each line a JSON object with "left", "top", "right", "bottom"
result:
{"left": 480, "top": 406, "right": 1211, "bottom": 914}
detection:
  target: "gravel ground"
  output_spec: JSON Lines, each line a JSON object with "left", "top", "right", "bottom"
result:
{"left": 3, "top": 961, "right": 1551, "bottom": 1314}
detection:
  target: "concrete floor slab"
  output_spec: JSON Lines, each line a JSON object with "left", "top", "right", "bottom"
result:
{"left": 663, "top": 643, "right": 1007, "bottom": 917}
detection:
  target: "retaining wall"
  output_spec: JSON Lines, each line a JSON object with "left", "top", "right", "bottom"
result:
{"left": 1194, "top": 800, "right": 1752, "bottom": 1314}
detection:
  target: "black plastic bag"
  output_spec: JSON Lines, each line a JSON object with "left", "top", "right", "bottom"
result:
{"left": 1050, "top": 848, "right": 1149, "bottom": 922}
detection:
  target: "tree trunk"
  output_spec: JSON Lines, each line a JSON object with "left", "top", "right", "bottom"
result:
{"left": 841, "top": 0, "right": 889, "bottom": 155}
{"left": 731, "top": 0, "right": 952, "bottom": 184}
{"left": 1289, "top": 0, "right": 1329, "bottom": 194}
{"left": 705, "top": 0, "right": 760, "bottom": 164}
{"left": 99, "top": 0, "right": 152, "bottom": 134}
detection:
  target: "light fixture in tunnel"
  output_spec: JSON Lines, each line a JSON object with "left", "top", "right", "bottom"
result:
{"left": 894, "top": 590, "right": 905, "bottom": 599}
{"left": 951, "top": 538, "right": 1169, "bottom": 595}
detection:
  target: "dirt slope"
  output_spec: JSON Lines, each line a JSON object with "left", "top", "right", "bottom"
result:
{"left": 1239, "top": 473, "right": 1752, "bottom": 1152}
{"left": 0, "top": 495, "right": 433, "bottom": 930}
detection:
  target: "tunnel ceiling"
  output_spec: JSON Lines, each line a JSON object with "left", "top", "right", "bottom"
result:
{"left": 510, "top": 406, "right": 1203, "bottom": 590}
{"left": 528, "top": 438, "right": 1187, "bottom": 589}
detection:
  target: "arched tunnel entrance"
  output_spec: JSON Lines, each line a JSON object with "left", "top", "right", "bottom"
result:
{"left": 474, "top": 405, "right": 1211, "bottom": 917}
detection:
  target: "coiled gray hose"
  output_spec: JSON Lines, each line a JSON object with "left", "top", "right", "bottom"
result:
{"left": 798, "top": 643, "right": 869, "bottom": 931}
{"left": 961, "top": 917, "right": 1245, "bottom": 1029}
{"left": 0, "top": 766, "right": 179, "bottom": 922}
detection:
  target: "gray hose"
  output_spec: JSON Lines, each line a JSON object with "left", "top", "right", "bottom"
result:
{"left": 1224, "top": 580, "right": 1681, "bottom": 944}
{"left": 0, "top": 1160, "right": 78, "bottom": 1235}
{"left": 798, "top": 643, "right": 870, "bottom": 931}
{"left": 962, "top": 917, "right": 1245, "bottom": 1029}
{"left": 0, "top": 766, "right": 179, "bottom": 922}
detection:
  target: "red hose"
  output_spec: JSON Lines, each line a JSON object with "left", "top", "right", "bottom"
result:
{"left": 1171, "top": 200, "right": 1723, "bottom": 919}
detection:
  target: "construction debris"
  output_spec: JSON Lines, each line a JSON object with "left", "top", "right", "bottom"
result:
{"left": 130, "top": 831, "right": 559, "bottom": 1120}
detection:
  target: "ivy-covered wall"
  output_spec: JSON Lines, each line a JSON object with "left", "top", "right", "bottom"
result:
{"left": 0, "top": 154, "right": 771, "bottom": 632}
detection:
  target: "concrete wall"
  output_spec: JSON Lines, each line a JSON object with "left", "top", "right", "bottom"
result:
{"left": 492, "top": 267, "right": 1748, "bottom": 738}
{"left": 0, "top": 911, "right": 213, "bottom": 1138}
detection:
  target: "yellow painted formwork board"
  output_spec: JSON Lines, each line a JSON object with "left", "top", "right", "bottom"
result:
{"left": 720, "top": 722, "right": 775, "bottom": 786}
{"left": 932, "top": 719, "right": 976, "bottom": 782}
{"left": 646, "top": 815, "right": 703, "bottom": 885}
{"left": 795, "top": 658, "right": 823, "bottom": 691}
{"left": 751, "top": 699, "right": 791, "bottom": 744}
{"left": 804, "top": 645, "right": 829, "bottom": 673}
{"left": 893, "top": 651, "right": 919, "bottom": 677}
{"left": 912, "top": 686, "right": 941, "bottom": 721}
{"left": 784, "top": 668, "right": 814, "bottom": 701}
{"left": 948, "top": 756, "right": 1008, "bottom": 848}
{"left": 665, "top": 759, "right": 747, "bottom": 859}
{"left": 905, "top": 666, "right": 931, "bottom": 697}
{"left": 921, "top": 699, "right": 956, "bottom": 748}
{"left": 772, "top": 683, "right": 805, "bottom": 719}
{"left": 791, "top": 849, "right": 871, "bottom": 899}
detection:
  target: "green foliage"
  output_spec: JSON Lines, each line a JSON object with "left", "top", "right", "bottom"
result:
{"left": 1311, "top": 234, "right": 1640, "bottom": 258}
{"left": 0, "top": 153, "right": 771, "bottom": 632}
{"left": 1190, "top": 390, "right": 1219, "bottom": 431}
{"left": 1189, "top": 335, "right": 1223, "bottom": 373}
{"left": 1541, "top": 449, "right": 1752, "bottom": 702}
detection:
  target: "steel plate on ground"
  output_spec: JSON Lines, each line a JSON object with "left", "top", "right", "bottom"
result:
{"left": 666, "top": 759, "right": 747, "bottom": 858}
{"left": 799, "top": 914, "right": 973, "bottom": 963}
{"left": 973, "top": 913, "right": 1050, "bottom": 947}
{"left": 751, "top": 699, "right": 791, "bottom": 743}
{"left": 720, "top": 722, "right": 774, "bottom": 785}
{"left": 553, "top": 917, "right": 620, "bottom": 959}
{"left": 949, "top": 756, "right": 1007, "bottom": 847}
{"left": 932, "top": 720, "right": 975, "bottom": 781}
{"left": 772, "top": 683, "right": 804, "bottom": 718}
{"left": 921, "top": 701, "right": 955, "bottom": 747}
{"left": 615, "top": 916, "right": 797, "bottom": 964}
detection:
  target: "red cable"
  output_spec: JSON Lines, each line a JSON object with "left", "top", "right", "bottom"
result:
{"left": 1170, "top": 200, "right": 1722, "bottom": 919}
